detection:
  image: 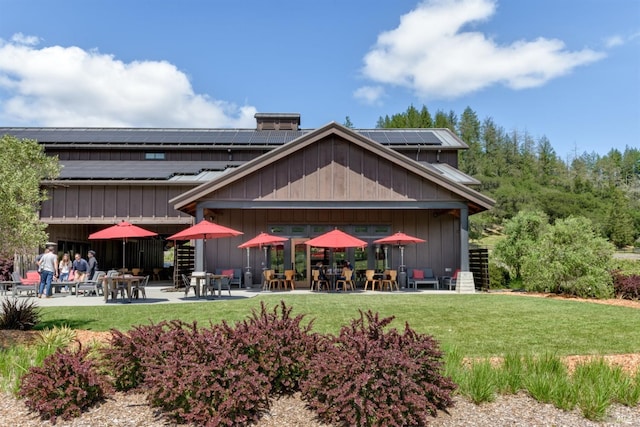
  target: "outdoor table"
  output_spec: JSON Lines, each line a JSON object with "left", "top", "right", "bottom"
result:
{"left": 203, "top": 274, "right": 227, "bottom": 298}
{"left": 103, "top": 275, "right": 144, "bottom": 302}
{"left": 54, "top": 281, "right": 76, "bottom": 294}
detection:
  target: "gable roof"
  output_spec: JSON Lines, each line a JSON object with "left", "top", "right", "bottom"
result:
{"left": 170, "top": 122, "right": 494, "bottom": 213}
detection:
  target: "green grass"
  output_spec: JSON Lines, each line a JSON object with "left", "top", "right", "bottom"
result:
{"left": 36, "top": 293, "right": 640, "bottom": 357}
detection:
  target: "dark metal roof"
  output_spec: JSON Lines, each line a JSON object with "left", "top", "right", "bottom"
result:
{"left": 1, "top": 127, "right": 465, "bottom": 148}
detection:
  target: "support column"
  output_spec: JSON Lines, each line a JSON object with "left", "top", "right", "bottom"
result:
{"left": 460, "top": 206, "right": 469, "bottom": 271}
{"left": 458, "top": 206, "right": 475, "bottom": 293}
{"left": 194, "top": 208, "right": 204, "bottom": 272}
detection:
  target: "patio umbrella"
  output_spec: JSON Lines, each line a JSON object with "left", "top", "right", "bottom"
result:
{"left": 304, "top": 228, "right": 367, "bottom": 249}
{"left": 305, "top": 229, "right": 367, "bottom": 287}
{"left": 167, "top": 219, "right": 243, "bottom": 271}
{"left": 88, "top": 220, "right": 158, "bottom": 269}
{"left": 373, "top": 231, "right": 426, "bottom": 267}
{"left": 238, "top": 232, "right": 289, "bottom": 269}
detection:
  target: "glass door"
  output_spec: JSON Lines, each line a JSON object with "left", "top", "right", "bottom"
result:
{"left": 291, "top": 238, "right": 310, "bottom": 287}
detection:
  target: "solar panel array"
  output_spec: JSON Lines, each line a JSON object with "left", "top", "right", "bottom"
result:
{"left": 58, "top": 161, "right": 241, "bottom": 180}
{"left": 1, "top": 128, "right": 453, "bottom": 146}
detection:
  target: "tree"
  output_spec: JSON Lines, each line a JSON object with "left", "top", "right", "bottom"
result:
{"left": 494, "top": 210, "right": 549, "bottom": 280}
{"left": 457, "top": 106, "right": 481, "bottom": 175}
{"left": 0, "top": 135, "right": 60, "bottom": 256}
{"left": 343, "top": 116, "right": 354, "bottom": 129}
{"left": 604, "top": 187, "right": 636, "bottom": 247}
{"left": 521, "top": 216, "right": 615, "bottom": 298}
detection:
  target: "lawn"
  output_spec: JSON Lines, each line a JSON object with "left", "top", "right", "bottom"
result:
{"left": 37, "top": 293, "right": 640, "bottom": 357}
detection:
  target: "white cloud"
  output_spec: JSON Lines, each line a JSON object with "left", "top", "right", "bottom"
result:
{"left": 353, "top": 85, "right": 385, "bottom": 105}
{"left": 358, "top": 0, "right": 606, "bottom": 100}
{"left": 0, "top": 35, "right": 257, "bottom": 127}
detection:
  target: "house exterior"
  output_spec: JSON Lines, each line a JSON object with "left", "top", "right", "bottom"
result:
{"left": 1, "top": 113, "right": 494, "bottom": 288}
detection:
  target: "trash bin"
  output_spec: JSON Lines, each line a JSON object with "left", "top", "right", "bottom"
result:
{"left": 243, "top": 269, "right": 253, "bottom": 289}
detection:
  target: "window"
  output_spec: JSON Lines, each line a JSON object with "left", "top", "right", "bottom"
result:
{"left": 145, "top": 152, "right": 165, "bottom": 160}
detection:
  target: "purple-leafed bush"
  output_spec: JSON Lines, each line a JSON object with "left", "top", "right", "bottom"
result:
{"left": 227, "top": 300, "right": 326, "bottom": 395}
{"left": 300, "top": 310, "right": 456, "bottom": 427}
{"left": 100, "top": 322, "right": 168, "bottom": 391}
{"left": 141, "top": 319, "right": 271, "bottom": 426}
{"left": 19, "top": 345, "right": 112, "bottom": 424}
{"left": 612, "top": 271, "right": 640, "bottom": 300}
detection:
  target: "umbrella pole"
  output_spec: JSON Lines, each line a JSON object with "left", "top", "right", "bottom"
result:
{"left": 122, "top": 239, "right": 126, "bottom": 270}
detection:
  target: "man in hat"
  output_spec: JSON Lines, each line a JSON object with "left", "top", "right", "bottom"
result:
{"left": 87, "top": 250, "right": 98, "bottom": 281}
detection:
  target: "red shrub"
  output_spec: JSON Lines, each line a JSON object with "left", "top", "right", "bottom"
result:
{"left": 612, "top": 271, "right": 640, "bottom": 300}
{"left": 19, "top": 346, "right": 112, "bottom": 424}
{"left": 300, "top": 310, "right": 456, "bottom": 427}
{"left": 227, "top": 300, "right": 326, "bottom": 395}
{"left": 142, "top": 320, "right": 271, "bottom": 426}
{"left": 100, "top": 322, "right": 168, "bottom": 391}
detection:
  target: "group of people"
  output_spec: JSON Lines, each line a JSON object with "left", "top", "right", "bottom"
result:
{"left": 35, "top": 246, "right": 98, "bottom": 298}
{"left": 314, "top": 260, "right": 353, "bottom": 291}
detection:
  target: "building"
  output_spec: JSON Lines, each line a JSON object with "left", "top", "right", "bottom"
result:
{"left": 1, "top": 113, "right": 494, "bottom": 288}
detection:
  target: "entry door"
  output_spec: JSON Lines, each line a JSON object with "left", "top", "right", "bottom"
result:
{"left": 291, "top": 238, "right": 310, "bottom": 288}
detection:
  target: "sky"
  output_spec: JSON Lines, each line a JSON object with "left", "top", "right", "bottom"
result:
{"left": 0, "top": 0, "right": 638, "bottom": 161}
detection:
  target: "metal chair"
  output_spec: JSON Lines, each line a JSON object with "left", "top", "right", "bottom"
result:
{"left": 182, "top": 273, "right": 199, "bottom": 298}
{"left": 130, "top": 275, "right": 149, "bottom": 299}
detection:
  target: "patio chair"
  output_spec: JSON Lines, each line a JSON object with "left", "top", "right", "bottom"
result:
{"left": 310, "top": 269, "right": 329, "bottom": 291}
{"left": 263, "top": 269, "right": 282, "bottom": 291}
{"left": 11, "top": 271, "right": 38, "bottom": 297}
{"left": 283, "top": 269, "right": 296, "bottom": 290}
{"left": 363, "top": 269, "right": 379, "bottom": 291}
{"left": 380, "top": 270, "right": 399, "bottom": 291}
{"left": 335, "top": 269, "right": 355, "bottom": 291}
{"left": 182, "top": 273, "right": 200, "bottom": 298}
{"left": 442, "top": 269, "right": 460, "bottom": 290}
{"left": 130, "top": 275, "right": 150, "bottom": 299}
{"left": 76, "top": 271, "right": 105, "bottom": 297}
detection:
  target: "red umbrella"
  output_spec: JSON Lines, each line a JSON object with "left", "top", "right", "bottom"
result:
{"left": 305, "top": 229, "right": 367, "bottom": 249}
{"left": 167, "top": 219, "right": 243, "bottom": 241}
{"left": 238, "top": 232, "right": 288, "bottom": 249}
{"left": 374, "top": 231, "right": 426, "bottom": 267}
{"left": 238, "top": 232, "right": 289, "bottom": 270}
{"left": 88, "top": 220, "right": 158, "bottom": 269}
{"left": 168, "top": 220, "right": 243, "bottom": 271}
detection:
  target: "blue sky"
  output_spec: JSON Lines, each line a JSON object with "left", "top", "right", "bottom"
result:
{"left": 0, "top": 0, "right": 638, "bottom": 161}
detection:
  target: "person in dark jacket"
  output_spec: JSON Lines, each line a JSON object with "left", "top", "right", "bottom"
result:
{"left": 87, "top": 250, "right": 98, "bottom": 280}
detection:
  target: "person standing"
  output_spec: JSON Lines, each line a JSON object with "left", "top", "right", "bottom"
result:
{"left": 87, "top": 250, "right": 98, "bottom": 281}
{"left": 38, "top": 245, "right": 58, "bottom": 298}
{"left": 58, "top": 253, "right": 71, "bottom": 292}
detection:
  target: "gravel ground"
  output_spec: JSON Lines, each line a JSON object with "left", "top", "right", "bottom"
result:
{"left": 1, "top": 391, "right": 638, "bottom": 426}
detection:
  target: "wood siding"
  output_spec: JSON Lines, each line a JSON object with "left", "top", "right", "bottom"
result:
{"left": 202, "top": 136, "right": 463, "bottom": 202}
{"left": 40, "top": 184, "right": 195, "bottom": 223}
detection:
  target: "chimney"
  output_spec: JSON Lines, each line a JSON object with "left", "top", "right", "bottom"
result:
{"left": 255, "top": 113, "right": 301, "bottom": 131}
